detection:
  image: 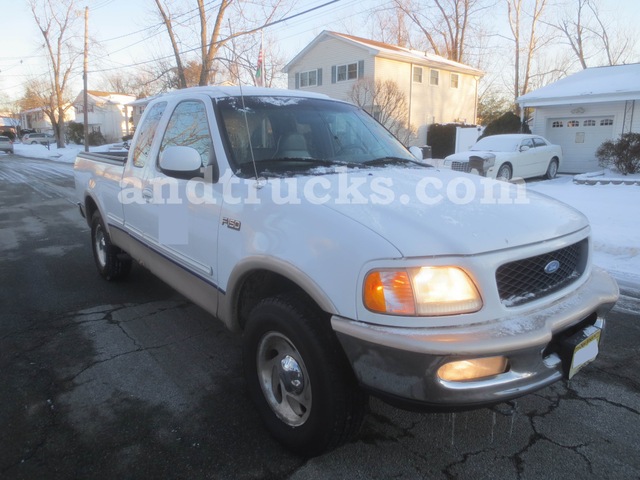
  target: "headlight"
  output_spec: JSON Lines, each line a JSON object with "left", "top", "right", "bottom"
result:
{"left": 363, "top": 266, "right": 482, "bottom": 316}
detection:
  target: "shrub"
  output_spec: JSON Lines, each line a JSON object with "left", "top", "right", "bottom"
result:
{"left": 67, "top": 122, "right": 84, "bottom": 144}
{"left": 88, "top": 131, "right": 107, "bottom": 146}
{"left": 479, "top": 112, "right": 530, "bottom": 139}
{"left": 596, "top": 133, "right": 640, "bottom": 174}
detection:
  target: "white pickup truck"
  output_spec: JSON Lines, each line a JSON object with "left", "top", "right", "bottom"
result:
{"left": 74, "top": 86, "right": 619, "bottom": 456}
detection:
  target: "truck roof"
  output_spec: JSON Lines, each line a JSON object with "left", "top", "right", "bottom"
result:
{"left": 149, "top": 85, "right": 333, "bottom": 101}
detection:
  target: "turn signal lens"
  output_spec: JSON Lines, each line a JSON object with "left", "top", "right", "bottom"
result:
{"left": 438, "top": 356, "right": 508, "bottom": 382}
{"left": 410, "top": 266, "right": 482, "bottom": 315}
{"left": 363, "top": 267, "right": 482, "bottom": 316}
{"left": 363, "top": 270, "right": 415, "bottom": 315}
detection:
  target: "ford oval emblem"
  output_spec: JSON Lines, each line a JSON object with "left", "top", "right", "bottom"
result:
{"left": 544, "top": 260, "right": 561, "bottom": 274}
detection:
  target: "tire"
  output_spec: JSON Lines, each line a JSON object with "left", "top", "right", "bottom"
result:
{"left": 496, "top": 163, "right": 512, "bottom": 181}
{"left": 31, "top": 141, "right": 38, "bottom": 145}
{"left": 90, "top": 212, "right": 132, "bottom": 281}
{"left": 545, "top": 159, "right": 559, "bottom": 180}
{"left": 243, "top": 294, "right": 367, "bottom": 457}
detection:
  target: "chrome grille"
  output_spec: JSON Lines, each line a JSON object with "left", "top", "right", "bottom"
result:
{"left": 496, "top": 239, "right": 588, "bottom": 307}
{"left": 451, "top": 161, "right": 471, "bottom": 173}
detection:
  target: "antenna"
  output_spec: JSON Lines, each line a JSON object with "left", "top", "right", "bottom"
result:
{"left": 237, "top": 80, "right": 262, "bottom": 187}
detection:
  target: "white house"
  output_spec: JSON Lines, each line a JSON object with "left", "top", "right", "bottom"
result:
{"left": 20, "top": 106, "right": 75, "bottom": 134}
{"left": 518, "top": 64, "right": 640, "bottom": 173}
{"left": 283, "top": 31, "right": 484, "bottom": 146}
{"left": 73, "top": 90, "right": 136, "bottom": 142}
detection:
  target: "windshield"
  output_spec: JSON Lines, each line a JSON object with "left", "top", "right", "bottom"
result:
{"left": 215, "top": 96, "right": 419, "bottom": 177}
{"left": 470, "top": 136, "right": 520, "bottom": 152}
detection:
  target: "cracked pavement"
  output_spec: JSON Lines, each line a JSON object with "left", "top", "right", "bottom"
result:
{"left": 1, "top": 156, "right": 639, "bottom": 479}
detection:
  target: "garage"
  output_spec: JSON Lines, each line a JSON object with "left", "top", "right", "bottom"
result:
{"left": 518, "top": 64, "right": 640, "bottom": 174}
{"left": 544, "top": 116, "right": 614, "bottom": 173}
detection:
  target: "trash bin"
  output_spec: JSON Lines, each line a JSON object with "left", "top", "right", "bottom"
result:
{"left": 418, "top": 145, "right": 432, "bottom": 159}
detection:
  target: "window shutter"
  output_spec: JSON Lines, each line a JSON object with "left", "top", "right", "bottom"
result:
{"left": 358, "top": 60, "right": 364, "bottom": 78}
{"left": 295, "top": 73, "right": 300, "bottom": 89}
{"left": 331, "top": 65, "right": 337, "bottom": 83}
{"left": 317, "top": 68, "right": 322, "bottom": 86}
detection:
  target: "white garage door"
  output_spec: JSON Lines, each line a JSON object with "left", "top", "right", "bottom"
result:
{"left": 545, "top": 117, "right": 614, "bottom": 173}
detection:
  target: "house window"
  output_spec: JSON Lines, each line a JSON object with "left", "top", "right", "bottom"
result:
{"left": 552, "top": 121, "right": 563, "bottom": 127}
{"left": 600, "top": 118, "right": 613, "bottom": 126}
{"left": 583, "top": 119, "right": 596, "bottom": 126}
{"left": 300, "top": 70, "right": 318, "bottom": 87}
{"left": 413, "top": 66, "right": 423, "bottom": 83}
{"left": 567, "top": 120, "right": 580, "bottom": 127}
{"left": 336, "top": 62, "right": 359, "bottom": 82}
{"left": 430, "top": 69, "right": 439, "bottom": 86}
{"left": 450, "top": 73, "right": 459, "bottom": 89}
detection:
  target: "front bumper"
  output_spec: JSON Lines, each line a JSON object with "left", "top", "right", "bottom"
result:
{"left": 331, "top": 267, "right": 619, "bottom": 410}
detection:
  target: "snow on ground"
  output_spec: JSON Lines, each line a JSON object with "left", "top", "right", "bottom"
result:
{"left": 8, "top": 143, "right": 640, "bottom": 289}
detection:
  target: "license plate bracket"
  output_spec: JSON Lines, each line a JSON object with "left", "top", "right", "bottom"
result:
{"left": 560, "top": 325, "right": 601, "bottom": 379}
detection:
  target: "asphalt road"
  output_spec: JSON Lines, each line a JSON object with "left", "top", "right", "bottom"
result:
{"left": 1, "top": 153, "right": 639, "bottom": 480}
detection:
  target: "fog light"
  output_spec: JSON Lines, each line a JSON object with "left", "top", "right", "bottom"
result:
{"left": 438, "top": 356, "right": 508, "bottom": 382}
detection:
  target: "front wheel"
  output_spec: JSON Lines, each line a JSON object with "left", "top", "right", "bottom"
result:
{"left": 545, "top": 159, "right": 559, "bottom": 179}
{"left": 90, "top": 212, "right": 132, "bottom": 281}
{"left": 243, "top": 294, "right": 366, "bottom": 457}
{"left": 496, "top": 163, "right": 512, "bottom": 181}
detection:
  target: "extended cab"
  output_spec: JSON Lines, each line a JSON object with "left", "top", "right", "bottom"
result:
{"left": 74, "top": 86, "right": 619, "bottom": 456}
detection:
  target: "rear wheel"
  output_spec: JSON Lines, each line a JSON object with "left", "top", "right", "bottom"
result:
{"left": 497, "top": 163, "right": 512, "bottom": 181}
{"left": 243, "top": 294, "right": 366, "bottom": 457}
{"left": 90, "top": 212, "right": 132, "bottom": 281}
{"left": 545, "top": 159, "right": 559, "bottom": 179}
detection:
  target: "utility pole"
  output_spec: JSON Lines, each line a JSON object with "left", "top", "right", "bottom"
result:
{"left": 83, "top": 6, "right": 89, "bottom": 152}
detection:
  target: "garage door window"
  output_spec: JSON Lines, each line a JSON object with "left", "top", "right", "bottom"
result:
{"left": 584, "top": 120, "right": 596, "bottom": 126}
{"left": 600, "top": 119, "right": 613, "bottom": 126}
{"left": 568, "top": 120, "right": 579, "bottom": 127}
{"left": 552, "top": 121, "right": 563, "bottom": 128}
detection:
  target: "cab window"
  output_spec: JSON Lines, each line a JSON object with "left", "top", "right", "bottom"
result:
{"left": 159, "top": 100, "right": 214, "bottom": 172}
{"left": 132, "top": 102, "right": 167, "bottom": 168}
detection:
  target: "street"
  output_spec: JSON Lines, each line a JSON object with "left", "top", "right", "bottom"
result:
{"left": 1, "top": 154, "right": 639, "bottom": 480}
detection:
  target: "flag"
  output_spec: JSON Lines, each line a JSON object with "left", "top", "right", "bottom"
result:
{"left": 255, "top": 41, "right": 264, "bottom": 87}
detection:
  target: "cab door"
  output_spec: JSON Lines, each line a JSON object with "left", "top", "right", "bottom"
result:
{"left": 145, "top": 97, "right": 224, "bottom": 289}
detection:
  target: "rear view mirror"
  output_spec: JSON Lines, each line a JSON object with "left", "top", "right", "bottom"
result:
{"left": 519, "top": 145, "right": 530, "bottom": 152}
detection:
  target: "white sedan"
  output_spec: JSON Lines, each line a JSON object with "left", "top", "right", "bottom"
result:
{"left": 443, "top": 134, "right": 562, "bottom": 181}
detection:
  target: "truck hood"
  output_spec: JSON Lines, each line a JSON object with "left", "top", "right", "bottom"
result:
{"left": 298, "top": 167, "right": 588, "bottom": 257}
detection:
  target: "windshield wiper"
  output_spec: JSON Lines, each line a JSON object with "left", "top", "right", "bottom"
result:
{"left": 363, "top": 157, "right": 430, "bottom": 168}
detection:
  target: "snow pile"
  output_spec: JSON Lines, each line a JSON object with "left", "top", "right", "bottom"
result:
{"left": 13, "top": 142, "right": 119, "bottom": 164}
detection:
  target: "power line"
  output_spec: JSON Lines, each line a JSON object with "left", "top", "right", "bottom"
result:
{"left": 87, "top": 0, "right": 343, "bottom": 74}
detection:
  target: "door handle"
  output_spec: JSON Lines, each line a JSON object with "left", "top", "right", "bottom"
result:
{"left": 142, "top": 187, "right": 153, "bottom": 202}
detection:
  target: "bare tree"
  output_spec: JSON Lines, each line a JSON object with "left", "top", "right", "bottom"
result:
{"left": 349, "top": 78, "right": 415, "bottom": 144}
{"left": 505, "top": 0, "right": 550, "bottom": 110}
{"left": 369, "top": 4, "right": 411, "bottom": 48}
{"left": 554, "top": 0, "right": 638, "bottom": 69}
{"left": 28, "top": 0, "right": 82, "bottom": 148}
{"left": 392, "top": 0, "right": 493, "bottom": 63}
{"left": 153, "top": 0, "right": 291, "bottom": 89}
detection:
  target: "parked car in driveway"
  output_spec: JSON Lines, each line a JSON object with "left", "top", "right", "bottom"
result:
{"left": 443, "top": 134, "right": 562, "bottom": 181}
{"left": 0, "top": 135, "right": 14, "bottom": 154}
{"left": 22, "top": 132, "right": 55, "bottom": 145}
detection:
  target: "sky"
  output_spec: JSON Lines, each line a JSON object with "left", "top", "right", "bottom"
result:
{"left": 1, "top": 0, "right": 640, "bottom": 105}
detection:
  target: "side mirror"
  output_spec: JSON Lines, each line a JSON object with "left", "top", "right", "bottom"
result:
{"left": 519, "top": 145, "right": 530, "bottom": 152}
{"left": 159, "top": 146, "right": 202, "bottom": 178}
